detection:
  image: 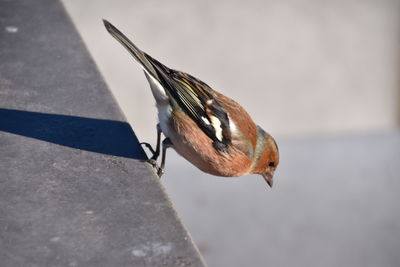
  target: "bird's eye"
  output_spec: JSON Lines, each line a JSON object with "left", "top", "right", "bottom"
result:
{"left": 268, "top": 161, "right": 275, "bottom": 167}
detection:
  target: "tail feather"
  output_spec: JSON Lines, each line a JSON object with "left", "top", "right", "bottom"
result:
{"left": 103, "top": 19, "right": 160, "bottom": 81}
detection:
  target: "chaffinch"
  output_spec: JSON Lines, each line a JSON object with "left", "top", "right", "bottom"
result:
{"left": 104, "top": 20, "right": 279, "bottom": 187}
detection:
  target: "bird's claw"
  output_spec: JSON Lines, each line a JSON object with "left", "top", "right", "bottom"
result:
{"left": 157, "top": 167, "right": 165, "bottom": 177}
{"left": 141, "top": 125, "right": 167, "bottom": 177}
{"left": 147, "top": 159, "right": 164, "bottom": 177}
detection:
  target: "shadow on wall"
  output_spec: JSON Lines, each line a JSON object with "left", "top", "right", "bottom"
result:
{"left": 0, "top": 108, "right": 147, "bottom": 160}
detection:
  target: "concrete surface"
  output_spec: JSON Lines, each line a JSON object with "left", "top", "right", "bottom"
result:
{"left": 0, "top": 0, "right": 205, "bottom": 266}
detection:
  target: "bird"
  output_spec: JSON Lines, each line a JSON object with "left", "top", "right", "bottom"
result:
{"left": 103, "top": 20, "right": 279, "bottom": 187}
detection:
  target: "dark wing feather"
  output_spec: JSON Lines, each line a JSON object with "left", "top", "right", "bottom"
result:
{"left": 144, "top": 54, "right": 232, "bottom": 152}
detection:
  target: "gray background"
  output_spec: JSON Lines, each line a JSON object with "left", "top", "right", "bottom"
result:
{"left": 61, "top": 1, "right": 400, "bottom": 266}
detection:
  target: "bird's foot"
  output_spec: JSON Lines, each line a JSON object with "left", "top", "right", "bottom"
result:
{"left": 146, "top": 158, "right": 164, "bottom": 177}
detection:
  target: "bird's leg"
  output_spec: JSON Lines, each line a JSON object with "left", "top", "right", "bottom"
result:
{"left": 140, "top": 124, "right": 162, "bottom": 160}
{"left": 158, "top": 138, "right": 172, "bottom": 177}
{"left": 141, "top": 124, "right": 171, "bottom": 177}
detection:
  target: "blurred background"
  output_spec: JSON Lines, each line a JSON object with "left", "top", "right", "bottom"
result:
{"left": 61, "top": 0, "right": 400, "bottom": 266}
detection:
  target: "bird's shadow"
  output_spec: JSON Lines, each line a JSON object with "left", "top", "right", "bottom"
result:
{"left": 0, "top": 108, "right": 147, "bottom": 160}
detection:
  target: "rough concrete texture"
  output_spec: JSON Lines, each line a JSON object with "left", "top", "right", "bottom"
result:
{"left": 0, "top": 0, "right": 205, "bottom": 266}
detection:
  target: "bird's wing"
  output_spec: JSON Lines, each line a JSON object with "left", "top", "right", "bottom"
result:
{"left": 104, "top": 20, "right": 232, "bottom": 153}
{"left": 145, "top": 54, "right": 232, "bottom": 152}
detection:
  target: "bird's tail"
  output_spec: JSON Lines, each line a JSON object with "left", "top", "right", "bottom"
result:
{"left": 103, "top": 19, "right": 160, "bottom": 82}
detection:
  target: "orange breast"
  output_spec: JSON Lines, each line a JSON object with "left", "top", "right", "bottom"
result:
{"left": 166, "top": 110, "right": 253, "bottom": 177}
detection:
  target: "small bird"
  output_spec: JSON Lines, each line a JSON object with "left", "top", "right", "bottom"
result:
{"left": 103, "top": 20, "right": 279, "bottom": 187}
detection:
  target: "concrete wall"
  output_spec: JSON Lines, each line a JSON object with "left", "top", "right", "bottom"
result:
{"left": 0, "top": 0, "right": 205, "bottom": 265}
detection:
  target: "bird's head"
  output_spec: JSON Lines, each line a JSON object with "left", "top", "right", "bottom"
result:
{"left": 251, "top": 128, "right": 279, "bottom": 187}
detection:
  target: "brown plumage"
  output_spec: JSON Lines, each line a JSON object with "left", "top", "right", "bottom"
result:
{"left": 168, "top": 108, "right": 254, "bottom": 177}
{"left": 103, "top": 19, "right": 279, "bottom": 187}
{"left": 167, "top": 89, "right": 279, "bottom": 179}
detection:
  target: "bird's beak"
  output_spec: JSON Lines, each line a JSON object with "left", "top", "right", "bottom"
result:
{"left": 262, "top": 171, "right": 274, "bottom": 188}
